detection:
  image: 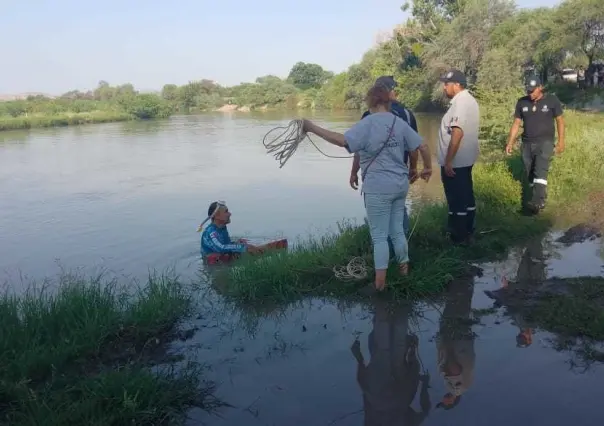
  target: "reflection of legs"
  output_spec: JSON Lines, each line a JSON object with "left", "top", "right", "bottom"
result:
{"left": 389, "top": 192, "right": 409, "bottom": 273}
{"left": 531, "top": 141, "right": 554, "bottom": 208}
{"left": 364, "top": 193, "right": 393, "bottom": 289}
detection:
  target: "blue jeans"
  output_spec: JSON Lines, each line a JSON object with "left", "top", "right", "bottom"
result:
{"left": 403, "top": 205, "right": 410, "bottom": 236}
{"left": 364, "top": 190, "right": 410, "bottom": 270}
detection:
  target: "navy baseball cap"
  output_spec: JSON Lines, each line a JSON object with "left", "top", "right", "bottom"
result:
{"left": 525, "top": 76, "right": 542, "bottom": 92}
{"left": 439, "top": 69, "right": 467, "bottom": 86}
{"left": 375, "top": 75, "right": 397, "bottom": 91}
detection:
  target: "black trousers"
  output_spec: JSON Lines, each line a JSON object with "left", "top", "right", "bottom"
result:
{"left": 521, "top": 140, "right": 554, "bottom": 207}
{"left": 441, "top": 165, "right": 476, "bottom": 242}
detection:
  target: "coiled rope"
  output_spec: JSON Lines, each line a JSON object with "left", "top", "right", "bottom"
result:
{"left": 262, "top": 119, "right": 352, "bottom": 168}
{"left": 333, "top": 256, "right": 368, "bottom": 280}
{"left": 330, "top": 202, "right": 424, "bottom": 281}
{"left": 262, "top": 119, "right": 424, "bottom": 281}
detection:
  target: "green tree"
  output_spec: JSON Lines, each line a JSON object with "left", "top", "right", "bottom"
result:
{"left": 483, "top": 7, "right": 561, "bottom": 87}
{"left": 117, "top": 93, "right": 172, "bottom": 119}
{"left": 287, "top": 62, "right": 330, "bottom": 90}
{"left": 93, "top": 81, "right": 117, "bottom": 101}
{"left": 554, "top": 0, "right": 604, "bottom": 67}
{"left": 422, "top": 0, "right": 515, "bottom": 92}
{"left": 161, "top": 84, "right": 179, "bottom": 101}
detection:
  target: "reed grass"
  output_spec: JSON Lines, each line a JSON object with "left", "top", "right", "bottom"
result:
{"left": 0, "top": 111, "right": 132, "bottom": 131}
{"left": 0, "top": 271, "right": 219, "bottom": 425}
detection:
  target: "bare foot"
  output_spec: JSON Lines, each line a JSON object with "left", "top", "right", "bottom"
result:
{"left": 375, "top": 280, "right": 386, "bottom": 291}
{"left": 399, "top": 262, "right": 409, "bottom": 276}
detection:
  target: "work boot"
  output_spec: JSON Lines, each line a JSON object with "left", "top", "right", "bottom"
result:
{"left": 448, "top": 215, "right": 468, "bottom": 244}
{"left": 524, "top": 202, "right": 540, "bottom": 216}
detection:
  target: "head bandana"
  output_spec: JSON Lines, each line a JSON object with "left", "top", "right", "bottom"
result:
{"left": 196, "top": 200, "right": 227, "bottom": 232}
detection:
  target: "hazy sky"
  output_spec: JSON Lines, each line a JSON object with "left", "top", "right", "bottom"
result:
{"left": 1, "top": 0, "right": 557, "bottom": 94}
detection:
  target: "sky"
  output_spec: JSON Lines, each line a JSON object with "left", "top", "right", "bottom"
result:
{"left": 0, "top": 0, "right": 557, "bottom": 95}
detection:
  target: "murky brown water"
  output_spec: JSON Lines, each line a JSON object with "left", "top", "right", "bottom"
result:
{"left": 1, "top": 112, "right": 603, "bottom": 425}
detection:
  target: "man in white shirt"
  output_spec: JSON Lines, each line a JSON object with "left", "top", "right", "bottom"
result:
{"left": 437, "top": 69, "right": 480, "bottom": 245}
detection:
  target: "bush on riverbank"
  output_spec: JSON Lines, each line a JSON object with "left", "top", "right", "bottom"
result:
{"left": 0, "top": 92, "right": 172, "bottom": 132}
{"left": 221, "top": 110, "right": 604, "bottom": 304}
{"left": 0, "top": 272, "right": 218, "bottom": 425}
{"left": 0, "top": 110, "right": 132, "bottom": 131}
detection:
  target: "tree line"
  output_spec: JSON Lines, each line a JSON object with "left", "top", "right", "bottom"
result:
{"left": 1, "top": 0, "right": 602, "bottom": 124}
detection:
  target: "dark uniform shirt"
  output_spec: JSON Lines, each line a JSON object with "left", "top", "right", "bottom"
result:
{"left": 514, "top": 94, "right": 563, "bottom": 144}
{"left": 361, "top": 101, "right": 418, "bottom": 165}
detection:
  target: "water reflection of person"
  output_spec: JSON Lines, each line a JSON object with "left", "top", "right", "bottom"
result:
{"left": 436, "top": 276, "right": 476, "bottom": 410}
{"left": 351, "top": 299, "right": 431, "bottom": 425}
{"left": 484, "top": 237, "right": 546, "bottom": 348}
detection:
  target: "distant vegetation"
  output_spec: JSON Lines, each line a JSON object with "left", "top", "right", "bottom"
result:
{"left": 1, "top": 0, "right": 602, "bottom": 132}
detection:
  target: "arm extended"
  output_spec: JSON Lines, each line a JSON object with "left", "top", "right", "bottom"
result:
{"left": 304, "top": 120, "right": 347, "bottom": 148}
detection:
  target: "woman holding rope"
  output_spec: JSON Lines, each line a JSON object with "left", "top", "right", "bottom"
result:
{"left": 302, "top": 84, "right": 432, "bottom": 291}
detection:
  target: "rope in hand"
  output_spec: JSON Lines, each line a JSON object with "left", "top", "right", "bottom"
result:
{"left": 262, "top": 119, "right": 352, "bottom": 169}
{"left": 262, "top": 119, "right": 425, "bottom": 281}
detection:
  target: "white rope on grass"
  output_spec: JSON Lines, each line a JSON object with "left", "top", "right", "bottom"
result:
{"left": 333, "top": 257, "right": 368, "bottom": 281}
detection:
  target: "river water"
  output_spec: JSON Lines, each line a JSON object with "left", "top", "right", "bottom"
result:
{"left": 1, "top": 112, "right": 603, "bottom": 426}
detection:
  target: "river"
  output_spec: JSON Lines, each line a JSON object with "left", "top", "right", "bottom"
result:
{"left": 0, "top": 111, "right": 442, "bottom": 283}
{"left": 1, "top": 112, "right": 603, "bottom": 426}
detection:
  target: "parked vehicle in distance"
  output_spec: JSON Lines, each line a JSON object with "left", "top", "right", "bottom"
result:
{"left": 561, "top": 68, "right": 578, "bottom": 83}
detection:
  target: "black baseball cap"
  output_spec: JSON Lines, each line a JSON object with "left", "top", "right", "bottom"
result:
{"left": 525, "top": 76, "right": 542, "bottom": 92}
{"left": 375, "top": 75, "right": 398, "bottom": 91}
{"left": 439, "top": 69, "right": 467, "bottom": 86}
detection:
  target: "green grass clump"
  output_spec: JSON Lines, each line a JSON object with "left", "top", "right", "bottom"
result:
{"left": 526, "top": 278, "right": 604, "bottom": 341}
{"left": 0, "top": 111, "right": 132, "bottom": 131}
{"left": 0, "top": 272, "right": 216, "bottom": 425}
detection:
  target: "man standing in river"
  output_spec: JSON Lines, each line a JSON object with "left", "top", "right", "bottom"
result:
{"left": 505, "top": 76, "right": 565, "bottom": 215}
{"left": 349, "top": 75, "right": 419, "bottom": 235}
{"left": 438, "top": 69, "right": 480, "bottom": 245}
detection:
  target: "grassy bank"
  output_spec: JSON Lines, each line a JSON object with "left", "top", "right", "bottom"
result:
{"left": 220, "top": 110, "right": 604, "bottom": 304}
{"left": 0, "top": 93, "right": 172, "bottom": 132}
{"left": 527, "top": 278, "right": 604, "bottom": 342}
{"left": 0, "top": 111, "right": 132, "bottom": 131}
{"left": 489, "top": 277, "right": 604, "bottom": 364}
{"left": 0, "top": 272, "right": 217, "bottom": 425}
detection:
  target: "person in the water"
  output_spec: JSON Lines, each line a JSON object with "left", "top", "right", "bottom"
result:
{"left": 200, "top": 201, "right": 260, "bottom": 257}
{"left": 199, "top": 201, "right": 287, "bottom": 262}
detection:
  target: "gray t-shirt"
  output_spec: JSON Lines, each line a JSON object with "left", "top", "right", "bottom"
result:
{"left": 437, "top": 90, "right": 480, "bottom": 168}
{"left": 344, "top": 112, "right": 423, "bottom": 194}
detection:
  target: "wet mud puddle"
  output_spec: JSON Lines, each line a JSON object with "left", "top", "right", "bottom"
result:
{"left": 179, "top": 228, "right": 604, "bottom": 426}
